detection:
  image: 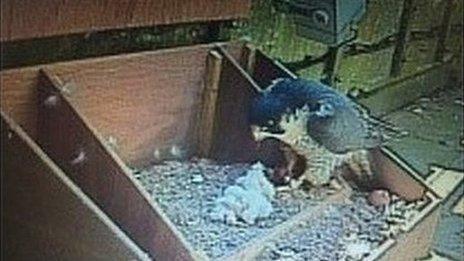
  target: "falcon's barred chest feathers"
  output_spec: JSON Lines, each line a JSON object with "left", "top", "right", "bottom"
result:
{"left": 249, "top": 78, "right": 399, "bottom": 187}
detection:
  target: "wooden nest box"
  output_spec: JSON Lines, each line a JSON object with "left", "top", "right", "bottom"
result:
{"left": 1, "top": 1, "right": 445, "bottom": 260}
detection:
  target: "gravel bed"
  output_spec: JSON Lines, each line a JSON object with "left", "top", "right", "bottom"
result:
{"left": 257, "top": 194, "right": 428, "bottom": 261}
{"left": 133, "top": 160, "right": 428, "bottom": 260}
{"left": 133, "top": 159, "right": 332, "bottom": 260}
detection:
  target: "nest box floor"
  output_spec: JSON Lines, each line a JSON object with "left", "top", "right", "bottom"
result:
{"left": 133, "top": 160, "right": 430, "bottom": 260}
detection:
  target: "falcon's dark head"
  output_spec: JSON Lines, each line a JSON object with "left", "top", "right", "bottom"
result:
{"left": 248, "top": 78, "right": 319, "bottom": 142}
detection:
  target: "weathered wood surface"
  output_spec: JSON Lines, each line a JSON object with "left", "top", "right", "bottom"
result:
{"left": 370, "top": 148, "right": 425, "bottom": 201}
{"left": 389, "top": 0, "right": 413, "bottom": 77}
{"left": 47, "top": 45, "right": 214, "bottom": 167}
{"left": 36, "top": 69, "right": 203, "bottom": 261}
{"left": 252, "top": 49, "right": 296, "bottom": 88}
{"left": 1, "top": 0, "right": 250, "bottom": 42}
{"left": 378, "top": 202, "right": 441, "bottom": 261}
{"left": 211, "top": 46, "right": 259, "bottom": 162}
{"left": 1, "top": 111, "right": 149, "bottom": 261}
{"left": 0, "top": 66, "right": 40, "bottom": 139}
{"left": 197, "top": 50, "right": 223, "bottom": 158}
{"left": 0, "top": 43, "right": 244, "bottom": 167}
{"left": 358, "top": 57, "right": 452, "bottom": 117}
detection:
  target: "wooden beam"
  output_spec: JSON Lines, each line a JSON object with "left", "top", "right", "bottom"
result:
{"left": 197, "top": 50, "right": 223, "bottom": 158}
{"left": 0, "top": 66, "right": 40, "bottom": 139}
{"left": 252, "top": 49, "right": 297, "bottom": 88}
{"left": 321, "top": 45, "right": 344, "bottom": 87}
{"left": 1, "top": 111, "right": 149, "bottom": 261}
{"left": 0, "top": 42, "right": 245, "bottom": 167}
{"left": 378, "top": 202, "right": 441, "bottom": 261}
{"left": 389, "top": 0, "right": 414, "bottom": 77}
{"left": 210, "top": 46, "right": 260, "bottom": 162}
{"left": 452, "top": 197, "right": 464, "bottom": 216}
{"left": 425, "top": 166, "right": 463, "bottom": 200}
{"left": 1, "top": 0, "right": 251, "bottom": 42}
{"left": 244, "top": 43, "right": 257, "bottom": 75}
{"left": 370, "top": 148, "right": 425, "bottom": 201}
{"left": 36, "top": 68, "right": 203, "bottom": 261}
{"left": 433, "top": 0, "right": 454, "bottom": 62}
{"left": 359, "top": 58, "right": 451, "bottom": 116}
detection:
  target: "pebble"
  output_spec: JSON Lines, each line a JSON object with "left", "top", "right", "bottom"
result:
{"left": 454, "top": 98, "right": 464, "bottom": 106}
{"left": 368, "top": 189, "right": 391, "bottom": 207}
{"left": 411, "top": 107, "right": 424, "bottom": 114}
{"left": 345, "top": 241, "right": 371, "bottom": 260}
{"left": 191, "top": 174, "right": 204, "bottom": 183}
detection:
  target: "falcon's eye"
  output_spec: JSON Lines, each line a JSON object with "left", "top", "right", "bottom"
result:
{"left": 315, "top": 102, "right": 334, "bottom": 117}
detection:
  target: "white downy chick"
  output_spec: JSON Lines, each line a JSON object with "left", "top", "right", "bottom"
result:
{"left": 210, "top": 162, "right": 275, "bottom": 225}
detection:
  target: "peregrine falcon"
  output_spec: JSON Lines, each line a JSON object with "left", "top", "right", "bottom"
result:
{"left": 249, "top": 77, "right": 401, "bottom": 187}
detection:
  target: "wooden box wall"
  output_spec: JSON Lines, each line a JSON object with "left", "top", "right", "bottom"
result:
{"left": 1, "top": 0, "right": 250, "bottom": 41}
{"left": 1, "top": 42, "right": 255, "bottom": 260}
{"left": 1, "top": 107, "right": 149, "bottom": 260}
{"left": 1, "top": 42, "right": 443, "bottom": 260}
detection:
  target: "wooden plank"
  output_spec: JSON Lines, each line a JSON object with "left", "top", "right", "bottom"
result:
{"left": 379, "top": 202, "right": 441, "bottom": 261}
{"left": 425, "top": 166, "right": 463, "bottom": 199}
{"left": 1, "top": 0, "right": 250, "bottom": 42}
{"left": 47, "top": 44, "right": 214, "bottom": 167}
{"left": 369, "top": 148, "right": 425, "bottom": 201}
{"left": 0, "top": 43, "right": 244, "bottom": 167}
{"left": 359, "top": 191, "right": 441, "bottom": 261}
{"left": 0, "top": 66, "right": 40, "bottom": 139}
{"left": 36, "top": 69, "right": 203, "bottom": 261}
{"left": 403, "top": 192, "right": 441, "bottom": 233}
{"left": 452, "top": 197, "right": 464, "bottom": 216}
{"left": 211, "top": 46, "right": 260, "bottom": 162}
{"left": 358, "top": 57, "right": 452, "bottom": 116}
{"left": 368, "top": 192, "right": 441, "bottom": 261}
{"left": 243, "top": 44, "right": 257, "bottom": 75}
{"left": 389, "top": 0, "right": 414, "bottom": 77}
{"left": 321, "top": 45, "right": 344, "bottom": 87}
{"left": 1, "top": 111, "right": 149, "bottom": 261}
{"left": 433, "top": 0, "right": 454, "bottom": 62}
{"left": 357, "top": 0, "right": 402, "bottom": 44}
{"left": 197, "top": 50, "right": 223, "bottom": 158}
{"left": 252, "top": 49, "right": 297, "bottom": 88}
{"left": 417, "top": 251, "right": 454, "bottom": 261}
